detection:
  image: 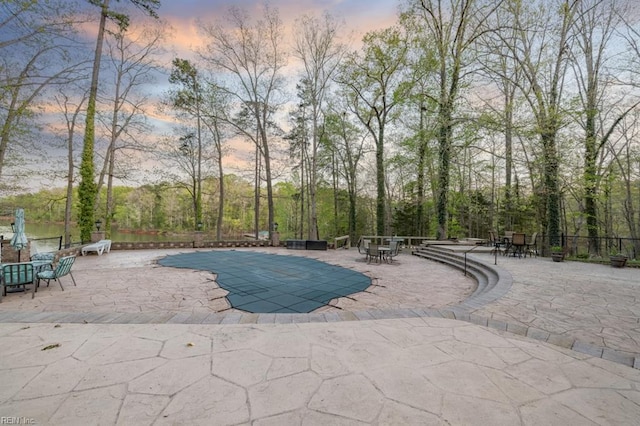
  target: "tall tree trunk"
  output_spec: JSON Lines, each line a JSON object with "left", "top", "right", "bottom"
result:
{"left": 542, "top": 131, "right": 561, "bottom": 246}
{"left": 299, "top": 146, "right": 305, "bottom": 239}
{"left": 195, "top": 78, "right": 203, "bottom": 229}
{"left": 332, "top": 146, "right": 339, "bottom": 237}
{"left": 376, "top": 124, "right": 385, "bottom": 235}
{"left": 79, "top": 0, "right": 110, "bottom": 242}
{"left": 504, "top": 84, "right": 513, "bottom": 231}
{"left": 436, "top": 101, "right": 453, "bottom": 240}
{"left": 214, "top": 124, "right": 224, "bottom": 240}
{"left": 416, "top": 101, "right": 431, "bottom": 236}
{"left": 254, "top": 143, "right": 260, "bottom": 240}
{"left": 106, "top": 148, "right": 115, "bottom": 238}
{"left": 309, "top": 110, "right": 319, "bottom": 240}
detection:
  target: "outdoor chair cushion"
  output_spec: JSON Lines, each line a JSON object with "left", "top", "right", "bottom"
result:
{"left": 31, "top": 252, "right": 55, "bottom": 261}
{"left": 34, "top": 255, "right": 77, "bottom": 298}
{"left": 1, "top": 262, "right": 34, "bottom": 301}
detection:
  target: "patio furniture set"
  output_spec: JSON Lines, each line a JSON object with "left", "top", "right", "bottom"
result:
{"left": 489, "top": 231, "right": 538, "bottom": 258}
{"left": 1, "top": 239, "right": 111, "bottom": 301}
{"left": 357, "top": 238, "right": 401, "bottom": 264}
{"left": 0, "top": 253, "right": 77, "bottom": 301}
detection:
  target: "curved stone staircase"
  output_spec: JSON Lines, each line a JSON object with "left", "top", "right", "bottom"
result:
{"left": 412, "top": 244, "right": 513, "bottom": 315}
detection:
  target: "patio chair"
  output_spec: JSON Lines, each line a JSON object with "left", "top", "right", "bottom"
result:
{"left": 385, "top": 241, "right": 400, "bottom": 263}
{"left": 357, "top": 238, "right": 371, "bottom": 256}
{"left": 526, "top": 232, "right": 538, "bottom": 258}
{"left": 488, "top": 230, "right": 503, "bottom": 255}
{"left": 34, "top": 255, "right": 77, "bottom": 298}
{"left": 1, "top": 262, "right": 34, "bottom": 301}
{"left": 367, "top": 244, "right": 381, "bottom": 264}
{"left": 500, "top": 231, "right": 515, "bottom": 256}
{"left": 509, "top": 233, "right": 526, "bottom": 258}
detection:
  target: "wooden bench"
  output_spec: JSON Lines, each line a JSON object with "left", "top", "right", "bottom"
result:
{"left": 334, "top": 235, "right": 350, "bottom": 249}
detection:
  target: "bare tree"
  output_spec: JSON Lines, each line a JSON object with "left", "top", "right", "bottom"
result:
{"left": 0, "top": 0, "right": 87, "bottom": 188}
{"left": 78, "top": 0, "right": 159, "bottom": 242}
{"left": 199, "top": 81, "right": 230, "bottom": 240}
{"left": 154, "top": 127, "right": 217, "bottom": 228}
{"left": 167, "top": 58, "right": 205, "bottom": 230}
{"left": 97, "top": 21, "right": 166, "bottom": 236}
{"left": 199, "top": 4, "right": 287, "bottom": 239}
{"left": 54, "top": 88, "right": 87, "bottom": 247}
{"left": 292, "top": 12, "right": 344, "bottom": 240}
{"left": 323, "top": 104, "right": 369, "bottom": 242}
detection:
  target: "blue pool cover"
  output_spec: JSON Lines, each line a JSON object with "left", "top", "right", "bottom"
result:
{"left": 158, "top": 251, "right": 371, "bottom": 313}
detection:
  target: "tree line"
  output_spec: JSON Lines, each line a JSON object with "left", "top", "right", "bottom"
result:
{"left": 1, "top": 0, "right": 639, "bottom": 257}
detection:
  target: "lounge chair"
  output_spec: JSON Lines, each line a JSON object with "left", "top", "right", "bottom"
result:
{"left": 81, "top": 239, "right": 111, "bottom": 256}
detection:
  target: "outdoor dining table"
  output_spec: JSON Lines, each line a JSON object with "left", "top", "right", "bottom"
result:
{"left": 365, "top": 244, "right": 390, "bottom": 264}
{"left": 378, "top": 246, "right": 391, "bottom": 262}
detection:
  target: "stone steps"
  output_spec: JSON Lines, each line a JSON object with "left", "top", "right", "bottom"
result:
{"left": 412, "top": 244, "right": 513, "bottom": 314}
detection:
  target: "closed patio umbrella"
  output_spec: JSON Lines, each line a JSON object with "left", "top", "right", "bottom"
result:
{"left": 10, "top": 208, "right": 28, "bottom": 262}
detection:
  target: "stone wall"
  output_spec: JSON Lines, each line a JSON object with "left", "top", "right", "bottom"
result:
{"left": 0, "top": 240, "right": 30, "bottom": 263}
{"left": 110, "top": 240, "right": 272, "bottom": 251}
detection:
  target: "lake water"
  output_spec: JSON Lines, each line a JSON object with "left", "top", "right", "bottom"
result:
{"left": 0, "top": 222, "right": 193, "bottom": 252}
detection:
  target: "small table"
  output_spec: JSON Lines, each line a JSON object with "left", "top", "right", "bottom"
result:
{"left": 32, "top": 259, "right": 52, "bottom": 271}
{"left": 378, "top": 246, "right": 391, "bottom": 263}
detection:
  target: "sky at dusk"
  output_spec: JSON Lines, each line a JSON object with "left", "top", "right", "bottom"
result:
{"left": 123, "top": 0, "right": 401, "bottom": 184}
{"left": 5, "top": 1, "right": 405, "bottom": 192}
{"left": 158, "top": 0, "right": 399, "bottom": 43}
{"left": 152, "top": 0, "right": 401, "bottom": 68}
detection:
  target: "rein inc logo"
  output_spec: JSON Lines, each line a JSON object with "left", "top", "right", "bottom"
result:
{"left": 0, "top": 418, "right": 35, "bottom": 425}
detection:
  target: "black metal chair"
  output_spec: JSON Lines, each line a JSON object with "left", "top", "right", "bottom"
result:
{"left": 489, "top": 231, "right": 504, "bottom": 255}
{"left": 509, "top": 233, "right": 526, "bottom": 258}
{"left": 526, "top": 232, "right": 538, "bottom": 257}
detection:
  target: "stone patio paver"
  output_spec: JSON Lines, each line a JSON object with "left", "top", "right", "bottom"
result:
{"left": 1, "top": 247, "right": 640, "bottom": 424}
{"left": 0, "top": 319, "right": 637, "bottom": 424}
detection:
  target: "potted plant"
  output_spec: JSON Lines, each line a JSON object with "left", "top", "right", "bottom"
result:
{"left": 550, "top": 246, "right": 564, "bottom": 262}
{"left": 609, "top": 249, "right": 628, "bottom": 268}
